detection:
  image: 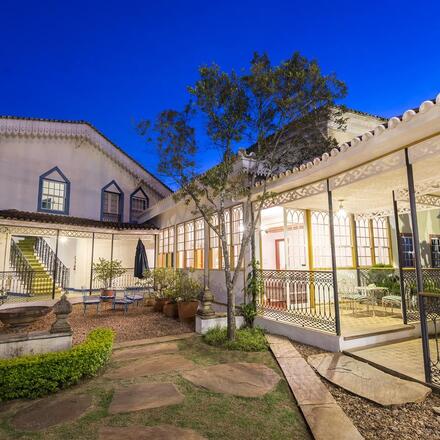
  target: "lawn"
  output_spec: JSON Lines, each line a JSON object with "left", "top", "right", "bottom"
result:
{"left": 0, "top": 336, "right": 311, "bottom": 440}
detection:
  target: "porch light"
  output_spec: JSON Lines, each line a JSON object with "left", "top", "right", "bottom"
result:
{"left": 59, "top": 236, "right": 68, "bottom": 244}
{"left": 337, "top": 200, "right": 347, "bottom": 219}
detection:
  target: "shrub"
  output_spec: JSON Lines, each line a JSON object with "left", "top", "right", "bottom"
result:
{"left": 0, "top": 328, "right": 114, "bottom": 401}
{"left": 203, "top": 326, "right": 268, "bottom": 352}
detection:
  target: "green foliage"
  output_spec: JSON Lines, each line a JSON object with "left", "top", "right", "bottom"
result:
{"left": 0, "top": 328, "right": 114, "bottom": 401}
{"left": 203, "top": 326, "right": 268, "bottom": 352}
{"left": 150, "top": 267, "right": 176, "bottom": 298}
{"left": 151, "top": 268, "right": 202, "bottom": 302}
{"left": 366, "top": 266, "right": 400, "bottom": 294}
{"left": 241, "top": 302, "right": 258, "bottom": 328}
{"left": 92, "top": 258, "right": 126, "bottom": 288}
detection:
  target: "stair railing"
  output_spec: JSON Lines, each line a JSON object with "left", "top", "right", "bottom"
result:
{"left": 9, "top": 240, "right": 35, "bottom": 294}
{"left": 34, "top": 237, "right": 70, "bottom": 288}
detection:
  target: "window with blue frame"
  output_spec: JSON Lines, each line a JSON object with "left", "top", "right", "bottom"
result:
{"left": 400, "top": 233, "right": 415, "bottom": 267}
{"left": 101, "top": 181, "right": 124, "bottom": 222}
{"left": 130, "top": 188, "right": 149, "bottom": 223}
{"left": 38, "top": 167, "right": 70, "bottom": 214}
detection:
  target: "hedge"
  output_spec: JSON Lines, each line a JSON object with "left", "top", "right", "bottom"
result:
{"left": 0, "top": 328, "right": 114, "bottom": 401}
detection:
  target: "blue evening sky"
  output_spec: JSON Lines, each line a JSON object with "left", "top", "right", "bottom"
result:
{"left": 1, "top": 0, "right": 439, "bottom": 188}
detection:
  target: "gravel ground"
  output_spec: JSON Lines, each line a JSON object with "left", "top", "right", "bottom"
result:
{"left": 0, "top": 303, "right": 193, "bottom": 344}
{"left": 291, "top": 341, "right": 440, "bottom": 440}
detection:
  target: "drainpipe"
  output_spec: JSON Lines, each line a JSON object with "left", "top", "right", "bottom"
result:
{"left": 109, "top": 233, "right": 114, "bottom": 289}
{"left": 405, "top": 148, "right": 431, "bottom": 383}
{"left": 327, "top": 179, "right": 341, "bottom": 336}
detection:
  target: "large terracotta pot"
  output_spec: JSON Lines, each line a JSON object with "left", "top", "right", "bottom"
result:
{"left": 163, "top": 302, "right": 178, "bottom": 318}
{"left": 177, "top": 300, "right": 199, "bottom": 321}
{"left": 100, "top": 289, "right": 115, "bottom": 300}
{"left": 154, "top": 297, "right": 168, "bottom": 312}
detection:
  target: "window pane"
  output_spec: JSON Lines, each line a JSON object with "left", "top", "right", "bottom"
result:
{"left": 40, "top": 179, "right": 66, "bottom": 212}
{"left": 355, "top": 217, "right": 372, "bottom": 267}
{"left": 372, "top": 217, "right": 390, "bottom": 265}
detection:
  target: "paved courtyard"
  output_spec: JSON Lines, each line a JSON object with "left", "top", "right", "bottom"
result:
{"left": 0, "top": 334, "right": 311, "bottom": 440}
{"left": 348, "top": 337, "right": 437, "bottom": 383}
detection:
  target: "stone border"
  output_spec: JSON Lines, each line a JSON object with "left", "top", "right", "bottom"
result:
{"left": 266, "top": 334, "right": 363, "bottom": 440}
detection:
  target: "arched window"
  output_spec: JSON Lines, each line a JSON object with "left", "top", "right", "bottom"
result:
{"left": 38, "top": 167, "right": 70, "bottom": 214}
{"left": 101, "top": 180, "right": 124, "bottom": 222}
{"left": 130, "top": 187, "right": 149, "bottom": 223}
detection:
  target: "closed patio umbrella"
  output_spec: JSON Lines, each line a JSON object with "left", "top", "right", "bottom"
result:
{"left": 134, "top": 239, "right": 149, "bottom": 278}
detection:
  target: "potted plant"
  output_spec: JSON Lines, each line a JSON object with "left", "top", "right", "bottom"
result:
{"left": 177, "top": 272, "right": 201, "bottom": 321}
{"left": 137, "top": 269, "right": 155, "bottom": 306}
{"left": 162, "top": 284, "right": 179, "bottom": 318}
{"left": 152, "top": 268, "right": 174, "bottom": 312}
{"left": 92, "top": 258, "right": 126, "bottom": 298}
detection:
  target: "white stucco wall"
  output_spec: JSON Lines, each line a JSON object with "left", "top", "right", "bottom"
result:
{"left": 0, "top": 136, "right": 164, "bottom": 222}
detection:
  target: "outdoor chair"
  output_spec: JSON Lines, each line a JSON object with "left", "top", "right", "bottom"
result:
{"left": 125, "top": 287, "right": 145, "bottom": 306}
{"left": 82, "top": 293, "right": 101, "bottom": 315}
{"left": 382, "top": 295, "right": 402, "bottom": 314}
{"left": 112, "top": 290, "right": 134, "bottom": 313}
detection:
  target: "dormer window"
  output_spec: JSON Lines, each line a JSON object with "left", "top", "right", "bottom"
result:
{"left": 101, "top": 181, "right": 124, "bottom": 222}
{"left": 38, "top": 167, "right": 70, "bottom": 214}
{"left": 130, "top": 188, "right": 149, "bottom": 223}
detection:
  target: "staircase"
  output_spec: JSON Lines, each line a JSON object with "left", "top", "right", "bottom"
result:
{"left": 13, "top": 237, "right": 63, "bottom": 296}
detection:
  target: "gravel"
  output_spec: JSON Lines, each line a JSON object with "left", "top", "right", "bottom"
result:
{"left": 0, "top": 303, "right": 193, "bottom": 345}
{"left": 291, "top": 341, "right": 440, "bottom": 440}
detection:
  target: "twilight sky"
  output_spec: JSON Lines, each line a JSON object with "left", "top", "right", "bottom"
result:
{"left": 1, "top": 0, "right": 439, "bottom": 188}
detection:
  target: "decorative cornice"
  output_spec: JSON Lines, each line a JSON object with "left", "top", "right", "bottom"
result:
{"left": 255, "top": 93, "right": 440, "bottom": 188}
{"left": 0, "top": 117, "right": 172, "bottom": 199}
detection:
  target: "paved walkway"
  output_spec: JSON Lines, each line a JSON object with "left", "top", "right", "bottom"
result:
{"left": 267, "top": 334, "right": 363, "bottom": 440}
{"left": 348, "top": 337, "right": 436, "bottom": 383}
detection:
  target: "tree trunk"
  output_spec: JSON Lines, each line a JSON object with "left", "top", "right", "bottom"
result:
{"left": 226, "top": 280, "right": 236, "bottom": 340}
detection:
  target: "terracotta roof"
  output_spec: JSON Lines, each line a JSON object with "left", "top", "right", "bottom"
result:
{"left": 0, "top": 115, "right": 173, "bottom": 195}
{"left": 0, "top": 210, "right": 157, "bottom": 231}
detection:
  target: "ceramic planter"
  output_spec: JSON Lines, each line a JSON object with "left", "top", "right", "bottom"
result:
{"left": 154, "top": 297, "right": 169, "bottom": 312}
{"left": 163, "top": 301, "right": 178, "bottom": 318}
{"left": 177, "top": 300, "right": 199, "bottom": 321}
{"left": 100, "top": 289, "right": 115, "bottom": 300}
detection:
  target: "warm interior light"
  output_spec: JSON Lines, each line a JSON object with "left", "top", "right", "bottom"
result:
{"left": 59, "top": 236, "right": 68, "bottom": 244}
{"left": 337, "top": 200, "right": 347, "bottom": 219}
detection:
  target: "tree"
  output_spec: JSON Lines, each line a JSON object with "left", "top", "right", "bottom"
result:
{"left": 138, "top": 52, "right": 346, "bottom": 340}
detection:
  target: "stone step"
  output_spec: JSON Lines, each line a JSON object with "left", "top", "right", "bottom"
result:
{"left": 266, "top": 334, "right": 363, "bottom": 440}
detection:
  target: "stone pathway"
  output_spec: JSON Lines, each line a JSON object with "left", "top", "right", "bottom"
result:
{"left": 99, "top": 425, "right": 207, "bottom": 440}
{"left": 308, "top": 353, "right": 431, "bottom": 406}
{"left": 182, "top": 362, "right": 280, "bottom": 397}
{"left": 109, "top": 383, "right": 184, "bottom": 414}
{"left": 111, "top": 341, "right": 179, "bottom": 361}
{"left": 106, "top": 353, "right": 196, "bottom": 379}
{"left": 11, "top": 393, "right": 92, "bottom": 431}
{"left": 266, "top": 334, "right": 363, "bottom": 440}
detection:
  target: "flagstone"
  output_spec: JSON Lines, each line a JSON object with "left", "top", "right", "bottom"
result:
{"left": 105, "top": 354, "right": 195, "bottom": 379}
{"left": 308, "top": 353, "right": 431, "bottom": 406}
{"left": 182, "top": 362, "right": 280, "bottom": 397}
{"left": 112, "top": 342, "right": 179, "bottom": 361}
{"left": 108, "top": 383, "right": 184, "bottom": 414}
{"left": 99, "top": 425, "right": 207, "bottom": 440}
{"left": 11, "top": 393, "right": 92, "bottom": 431}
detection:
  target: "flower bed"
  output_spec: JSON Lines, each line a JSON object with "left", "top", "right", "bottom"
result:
{"left": 0, "top": 328, "right": 114, "bottom": 401}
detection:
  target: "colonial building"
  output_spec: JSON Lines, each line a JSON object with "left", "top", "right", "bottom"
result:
{"left": 0, "top": 116, "right": 171, "bottom": 296}
{"left": 1, "top": 97, "right": 440, "bottom": 384}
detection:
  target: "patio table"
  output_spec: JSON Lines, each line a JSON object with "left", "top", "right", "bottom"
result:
{"left": 355, "top": 286, "right": 389, "bottom": 317}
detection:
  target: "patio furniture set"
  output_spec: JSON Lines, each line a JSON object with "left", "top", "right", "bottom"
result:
{"left": 340, "top": 284, "right": 402, "bottom": 316}
{"left": 73, "top": 287, "right": 150, "bottom": 315}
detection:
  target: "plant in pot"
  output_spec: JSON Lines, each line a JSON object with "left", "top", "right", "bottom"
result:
{"left": 162, "top": 283, "right": 179, "bottom": 318}
{"left": 177, "top": 272, "right": 201, "bottom": 321}
{"left": 137, "top": 269, "right": 155, "bottom": 306}
{"left": 92, "top": 258, "right": 126, "bottom": 299}
{"left": 152, "top": 268, "right": 175, "bottom": 312}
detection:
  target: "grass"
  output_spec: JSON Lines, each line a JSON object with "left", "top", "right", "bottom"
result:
{"left": 0, "top": 336, "right": 311, "bottom": 440}
{"left": 202, "top": 326, "right": 268, "bottom": 352}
